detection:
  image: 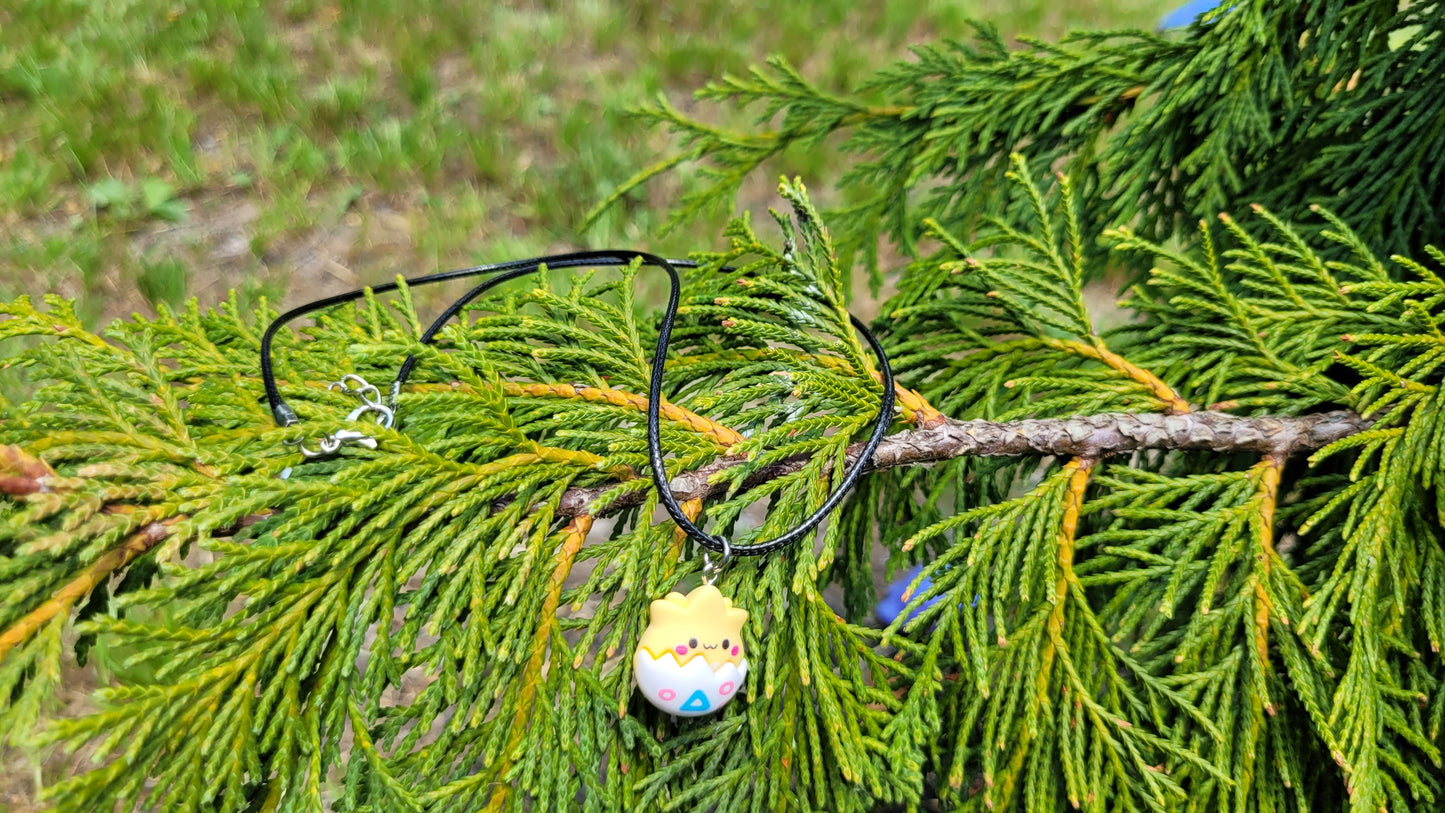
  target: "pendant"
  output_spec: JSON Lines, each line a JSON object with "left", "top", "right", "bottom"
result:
{"left": 633, "top": 584, "right": 749, "bottom": 716}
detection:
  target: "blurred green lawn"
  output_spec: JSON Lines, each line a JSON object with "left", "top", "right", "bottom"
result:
{"left": 0, "top": 0, "right": 1174, "bottom": 330}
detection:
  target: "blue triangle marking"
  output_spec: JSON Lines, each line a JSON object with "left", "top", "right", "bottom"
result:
{"left": 679, "top": 690, "right": 710, "bottom": 712}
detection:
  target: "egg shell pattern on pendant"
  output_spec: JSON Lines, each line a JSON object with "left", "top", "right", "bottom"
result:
{"left": 634, "top": 652, "right": 749, "bottom": 717}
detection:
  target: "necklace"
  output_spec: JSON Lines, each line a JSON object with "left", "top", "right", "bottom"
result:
{"left": 260, "top": 251, "right": 894, "bottom": 716}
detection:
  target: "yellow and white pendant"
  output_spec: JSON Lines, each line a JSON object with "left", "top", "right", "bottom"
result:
{"left": 633, "top": 585, "right": 748, "bottom": 716}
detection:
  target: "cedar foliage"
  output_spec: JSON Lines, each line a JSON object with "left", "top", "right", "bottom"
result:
{"left": 2, "top": 1, "right": 1444, "bottom": 811}
{"left": 610, "top": 0, "right": 1445, "bottom": 285}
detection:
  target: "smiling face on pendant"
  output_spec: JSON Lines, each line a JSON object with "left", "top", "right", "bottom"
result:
{"left": 633, "top": 585, "right": 749, "bottom": 716}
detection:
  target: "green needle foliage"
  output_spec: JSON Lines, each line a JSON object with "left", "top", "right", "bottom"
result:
{"left": 608, "top": 0, "right": 1444, "bottom": 287}
{"left": 2, "top": 3, "right": 1444, "bottom": 812}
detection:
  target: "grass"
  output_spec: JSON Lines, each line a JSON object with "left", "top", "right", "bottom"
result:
{"left": 0, "top": 0, "right": 1175, "bottom": 331}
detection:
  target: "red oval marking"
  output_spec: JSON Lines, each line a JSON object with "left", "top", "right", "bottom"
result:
{"left": 731, "top": 646, "right": 739, "bottom": 656}
{"left": 658, "top": 689, "right": 676, "bottom": 701}
{"left": 674, "top": 645, "right": 688, "bottom": 655}
{"left": 719, "top": 682, "right": 734, "bottom": 696}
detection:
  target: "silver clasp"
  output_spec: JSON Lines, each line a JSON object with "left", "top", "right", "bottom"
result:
{"left": 289, "top": 375, "right": 395, "bottom": 459}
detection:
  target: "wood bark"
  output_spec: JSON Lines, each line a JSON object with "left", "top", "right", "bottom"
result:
{"left": 557, "top": 410, "right": 1369, "bottom": 518}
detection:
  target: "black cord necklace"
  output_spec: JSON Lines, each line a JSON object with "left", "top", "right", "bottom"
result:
{"left": 260, "top": 250, "right": 895, "bottom": 716}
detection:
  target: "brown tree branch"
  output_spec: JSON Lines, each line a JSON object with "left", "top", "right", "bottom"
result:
{"left": 0, "top": 444, "right": 61, "bottom": 496}
{"left": 0, "top": 411, "right": 1368, "bottom": 660}
{"left": 558, "top": 410, "right": 1370, "bottom": 519}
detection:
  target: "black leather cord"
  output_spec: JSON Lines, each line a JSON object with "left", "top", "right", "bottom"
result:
{"left": 260, "top": 253, "right": 665, "bottom": 426}
{"left": 260, "top": 251, "right": 894, "bottom": 557}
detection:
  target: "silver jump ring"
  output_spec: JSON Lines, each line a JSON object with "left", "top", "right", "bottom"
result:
{"left": 700, "top": 536, "right": 732, "bottom": 585}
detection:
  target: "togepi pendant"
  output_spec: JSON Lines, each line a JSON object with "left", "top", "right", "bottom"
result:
{"left": 633, "top": 585, "right": 748, "bottom": 716}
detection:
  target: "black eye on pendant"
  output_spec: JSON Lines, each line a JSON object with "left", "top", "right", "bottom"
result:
{"left": 722, "top": 638, "right": 730, "bottom": 649}
{"left": 688, "top": 638, "right": 698, "bottom": 649}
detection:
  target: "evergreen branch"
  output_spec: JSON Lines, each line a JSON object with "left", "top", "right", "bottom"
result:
{"left": 1043, "top": 337, "right": 1192, "bottom": 414}
{"left": 487, "top": 514, "right": 593, "bottom": 812}
{"left": 673, "top": 350, "right": 944, "bottom": 427}
{"left": 0, "top": 518, "right": 175, "bottom": 663}
{"left": 7, "top": 126, "right": 1445, "bottom": 808}
{"left": 620, "top": 3, "right": 1445, "bottom": 281}
{"left": 559, "top": 410, "right": 1369, "bottom": 518}
{"left": 408, "top": 379, "right": 744, "bottom": 449}
{"left": 1250, "top": 455, "right": 1283, "bottom": 703}
{"left": 993, "top": 457, "right": 1093, "bottom": 807}
{"left": 499, "top": 381, "right": 743, "bottom": 448}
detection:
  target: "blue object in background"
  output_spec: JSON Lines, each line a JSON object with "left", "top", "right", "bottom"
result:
{"left": 1159, "top": 0, "right": 1225, "bottom": 30}
{"left": 876, "top": 566, "right": 939, "bottom": 625}
{"left": 876, "top": 566, "right": 982, "bottom": 626}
